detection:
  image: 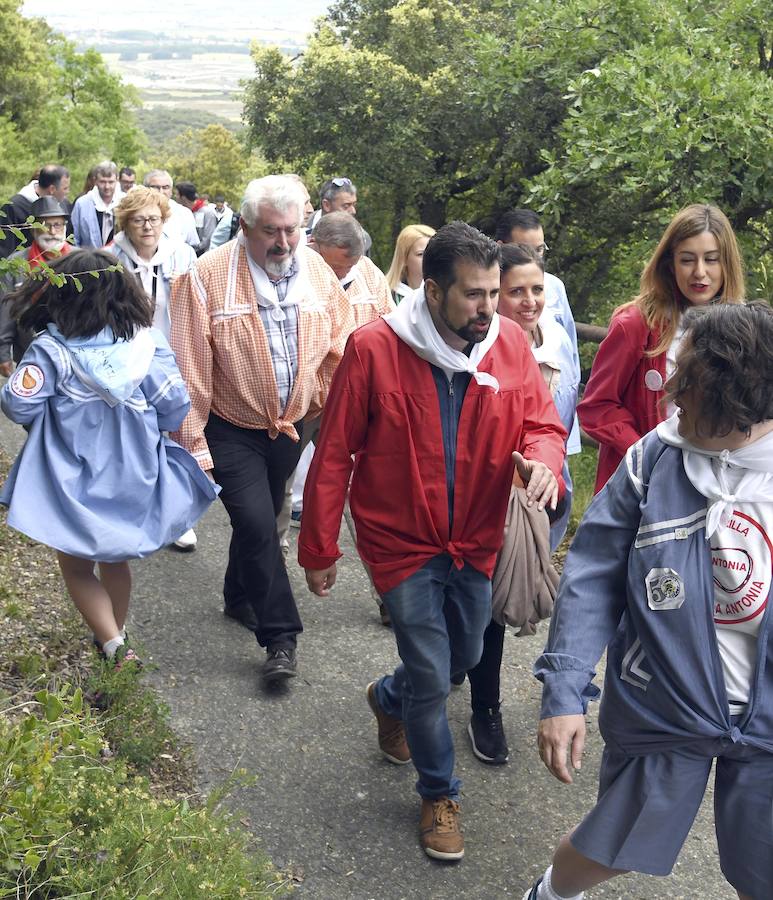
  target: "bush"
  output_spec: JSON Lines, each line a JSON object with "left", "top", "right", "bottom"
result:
{"left": 0, "top": 686, "right": 288, "bottom": 899}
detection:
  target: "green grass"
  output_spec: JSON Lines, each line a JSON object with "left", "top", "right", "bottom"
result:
{"left": 568, "top": 444, "right": 599, "bottom": 535}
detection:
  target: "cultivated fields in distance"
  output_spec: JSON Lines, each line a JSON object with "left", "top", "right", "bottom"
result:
{"left": 103, "top": 52, "right": 255, "bottom": 122}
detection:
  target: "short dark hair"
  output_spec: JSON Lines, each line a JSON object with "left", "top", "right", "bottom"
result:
{"left": 495, "top": 209, "right": 542, "bottom": 242}
{"left": 665, "top": 302, "right": 773, "bottom": 438}
{"left": 214, "top": 194, "right": 225, "bottom": 203}
{"left": 119, "top": 166, "right": 135, "bottom": 178}
{"left": 9, "top": 249, "right": 152, "bottom": 341}
{"left": 422, "top": 221, "right": 500, "bottom": 293}
{"left": 320, "top": 177, "right": 356, "bottom": 203}
{"left": 38, "top": 165, "right": 69, "bottom": 190}
{"left": 175, "top": 181, "right": 197, "bottom": 202}
{"left": 500, "top": 242, "right": 544, "bottom": 275}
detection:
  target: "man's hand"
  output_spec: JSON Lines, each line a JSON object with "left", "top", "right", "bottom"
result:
{"left": 512, "top": 451, "right": 559, "bottom": 511}
{"left": 305, "top": 564, "right": 337, "bottom": 597}
{"left": 0, "top": 361, "right": 13, "bottom": 378}
{"left": 537, "top": 714, "right": 586, "bottom": 784}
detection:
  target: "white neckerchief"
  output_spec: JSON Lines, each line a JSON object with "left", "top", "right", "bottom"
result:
{"left": 241, "top": 234, "right": 316, "bottom": 321}
{"left": 90, "top": 184, "right": 124, "bottom": 244}
{"left": 530, "top": 316, "right": 564, "bottom": 373}
{"left": 340, "top": 265, "right": 358, "bottom": 291}
{"left": 657, "top": 414, "right": 773, "bottom": 538}
{"left": 384, "top": 286, "right": 500, "bottom": 391}
{"left": 113, "top": 231, "right": 176, "bottom": 280}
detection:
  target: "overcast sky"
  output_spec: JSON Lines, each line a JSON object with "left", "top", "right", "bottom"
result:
{"left": 22, "top": 1, "right": 331, "bottom": 42}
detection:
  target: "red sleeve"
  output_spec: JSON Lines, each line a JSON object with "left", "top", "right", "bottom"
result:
{"left": 577, "top": 311, "right": 646, "bottom": 457}
{"left": 297, "top": 332, "right": 370, "bottom": 571}
{"left": 518, "top": 340, "right": 568, "bottom": 496}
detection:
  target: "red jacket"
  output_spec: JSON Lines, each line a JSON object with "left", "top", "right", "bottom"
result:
{"left": 577, "top": 305, "right": 666, "bottom": 493}
{"left": 298, "top": 317, "right": 567, "bottom": 595}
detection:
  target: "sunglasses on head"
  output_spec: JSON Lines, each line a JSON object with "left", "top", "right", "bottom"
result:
{"left": 331, "top": 177, "right": 353, "bottom": 188}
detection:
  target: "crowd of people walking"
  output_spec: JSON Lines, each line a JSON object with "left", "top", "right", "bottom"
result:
{"left": 1, "top": 160, "right": 771, "bottom": 899}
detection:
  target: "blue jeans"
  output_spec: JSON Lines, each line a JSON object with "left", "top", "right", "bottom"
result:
{"left": 374, "top": 554, "right": 492, "bottom": 800}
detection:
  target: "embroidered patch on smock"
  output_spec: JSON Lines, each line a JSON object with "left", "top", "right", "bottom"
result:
{"left": 10, "top": 364, "right": 45, "bottom": 397}
{"left": 646, "top": 567, "right": 685, "bottom": 610}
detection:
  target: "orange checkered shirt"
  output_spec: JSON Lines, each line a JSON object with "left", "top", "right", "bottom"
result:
{"left": 346, "top": 256, "right": 395, "bottom": 328}
{"left": 169, "top": 241, "right": 355, "bottom": 470}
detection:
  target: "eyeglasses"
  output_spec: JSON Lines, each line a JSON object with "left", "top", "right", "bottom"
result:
{"left": 534, "top": 242, "right": 550, "bottom": 257}
{"left": 41, "top": 220, "right": 66, "bottom": 232}
{"left": 148, "top": 184, "right": 172, "bottom": 192}
{"left": 129, "top": 215, "right": 163, "bottom": 227}
{"left": 331, "top": 177, "right": 353, "bottom": 188}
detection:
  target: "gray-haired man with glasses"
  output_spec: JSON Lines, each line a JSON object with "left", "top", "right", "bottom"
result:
{"left": 311, "top": 176, "right": 372, "bottom": 257}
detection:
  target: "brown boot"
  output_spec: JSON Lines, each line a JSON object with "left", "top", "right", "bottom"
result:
{"left": 366, "top": 681, "right": 411, "bottom": 764}
{"left": 419, "top": 797, "right": 464, "bottom": 860}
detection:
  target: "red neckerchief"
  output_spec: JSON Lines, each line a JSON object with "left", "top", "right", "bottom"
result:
{"left": 192, "top": 198, "right": 205, "bottom": 213}
{"left": 27, "top": 240, "right": 72, "bottom": 269}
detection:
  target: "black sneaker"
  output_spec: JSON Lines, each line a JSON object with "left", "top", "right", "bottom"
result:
{"left": 263, "top": 647, "right": 297, "bottom": 683}
{"left": 468, "top": 709, "right": 509, "bottom": 765}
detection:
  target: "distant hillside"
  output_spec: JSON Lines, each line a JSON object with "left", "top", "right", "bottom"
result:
{"left": 137, "top": 107, "right": 243, "bottom": 154}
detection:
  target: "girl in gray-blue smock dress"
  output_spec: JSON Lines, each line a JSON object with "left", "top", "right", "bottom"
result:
{"left": 0, "top": 250, "right": 219, "bottom": 664}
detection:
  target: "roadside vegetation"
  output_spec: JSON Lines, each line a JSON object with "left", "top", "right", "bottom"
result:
{"left": 0, "top": 455, "right": 289, "bottom": 900}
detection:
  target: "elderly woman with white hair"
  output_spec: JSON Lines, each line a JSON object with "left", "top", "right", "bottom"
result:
{"left": 168, "top": 175, "right": 355, "bottom": 686}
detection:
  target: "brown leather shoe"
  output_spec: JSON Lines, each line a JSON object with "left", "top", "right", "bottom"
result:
{"left": 366, "top": 681, "right": 411, "bottom": 764}
{"left": 419, "top": 797, "right": 464, "bottom": 860}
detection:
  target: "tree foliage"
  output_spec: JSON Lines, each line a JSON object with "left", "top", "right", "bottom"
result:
{"left": 155, "top": 123, "right": 262, "bottom": 204}
{"left": 0, "top": 1, "right": 144, "bottom": 200}
{"left": 242, "top": 0, "right": 773, "bottom": 316}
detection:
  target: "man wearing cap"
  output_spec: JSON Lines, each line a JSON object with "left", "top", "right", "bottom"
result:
{"left": 0, "top": 164, "right": 71, "bottom": 258}
{"left": 0, "top": 197, "right": 72, "bottom": 376}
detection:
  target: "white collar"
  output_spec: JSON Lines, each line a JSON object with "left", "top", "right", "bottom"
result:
{"left": 89, "top": 183, "right": 124, "bottom": 213}
{"left": 657, "top": 414, "right": 773, "bottom": 537}
{"left": 384, "top": 286, "right": 500, "bottom": 391}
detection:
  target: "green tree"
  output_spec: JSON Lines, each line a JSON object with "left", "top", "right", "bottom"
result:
{"left": 242, "top": 0, "right": 773, "bottom": 314}
{"left": 156, "top": 124, "right": 258, "bottom": 204}
{"left": 0, "top": 2, "right": 144, "bottom": 200}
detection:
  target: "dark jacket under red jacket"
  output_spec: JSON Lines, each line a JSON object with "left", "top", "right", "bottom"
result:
{"left": 577, "top": 304, "right": 666, "bottom": 493}
{"left": 298, "top": 316, "right": 567, "bottom": 595}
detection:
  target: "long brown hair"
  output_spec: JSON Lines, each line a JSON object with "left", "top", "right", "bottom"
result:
{"left": 620, "top": 204, "right": 745, "bottom": 355}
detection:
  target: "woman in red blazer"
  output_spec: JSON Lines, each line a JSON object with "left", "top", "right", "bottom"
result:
{"left": 578, "top": 204, "right": 746, "bottom": 492}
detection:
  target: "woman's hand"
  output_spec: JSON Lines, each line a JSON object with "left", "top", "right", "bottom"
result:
{"left": 537, "top": 714, "right": 586, "bottom": 784}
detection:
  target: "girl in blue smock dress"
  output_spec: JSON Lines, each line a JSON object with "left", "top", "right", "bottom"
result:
{"left": 0, "top": 249, "right": 218, "bottom": 664}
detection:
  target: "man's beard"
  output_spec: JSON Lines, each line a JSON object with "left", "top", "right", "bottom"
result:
{"left": 35, "top": 233, "right": 67, "bottom": 254}
{"left": 439, "top": 296, "right": 492, "bottom": 344}
{"left": 264, "top": 250, "right": 293, "bottom": 279}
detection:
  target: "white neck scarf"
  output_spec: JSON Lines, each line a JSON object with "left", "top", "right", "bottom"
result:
{"left": 90, "top": 184, "right": 124, "bottom": 245}
{"left": 384, "top": 286, "right": 500, "bottom": 391}
{"left": 112, "top": 231, "right": 176, "bottom": 294}
{"left": 530, "top": 316, "right": 564, "bottom": 373}
{"left": 241, "top": 234, "right": 317, "bottom": 322}
{"left": 657, "top": 414, "right": 773, "bottom": 538}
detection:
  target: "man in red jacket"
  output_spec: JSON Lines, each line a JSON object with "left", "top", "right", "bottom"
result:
{"left": 299, "top": 222, "right": 566, "bottom": 861}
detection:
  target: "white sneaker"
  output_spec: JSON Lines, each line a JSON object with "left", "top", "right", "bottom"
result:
{"left": 173, "top": 528, "right": 197, "bottom": 551}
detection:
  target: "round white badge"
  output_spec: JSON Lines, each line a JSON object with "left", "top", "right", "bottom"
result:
{"left": 644, "top": 369, "right": 664, "bottom": 391}
{"left": 10, "top": 364, "right": 45, "bottom": 397}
